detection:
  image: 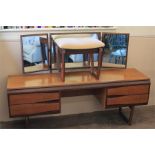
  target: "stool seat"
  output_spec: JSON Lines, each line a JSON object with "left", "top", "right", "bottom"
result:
{"left": 54, "top": 37, "right": 105, "bottom": 50}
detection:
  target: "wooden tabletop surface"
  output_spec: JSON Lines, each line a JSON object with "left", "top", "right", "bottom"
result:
{"left": 7, "top": 68, "right": 150, "bottom": 90}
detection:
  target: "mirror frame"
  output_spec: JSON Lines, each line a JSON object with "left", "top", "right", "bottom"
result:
{"left": 20, "top": 33, "right": 50, "bottom": 74}
{"left": 102, "top": 32, "right": 130, "bottom": 69}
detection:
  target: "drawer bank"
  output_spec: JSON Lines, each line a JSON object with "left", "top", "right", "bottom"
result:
{"left": 7, "top": 68, "right": 150, "bottom": 125}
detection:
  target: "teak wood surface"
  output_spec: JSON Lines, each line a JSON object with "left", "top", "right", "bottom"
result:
{"left": 10, "top": 102, "right": 60, "bottom": 117}
{"left": 9, "top": 92, "right": 60, "bottom": 105}
{"left": 7, "top": 68, "right": 150, "bottom": 91}
{"left": 7, "top": 68, "right": 151, "bottom": 124}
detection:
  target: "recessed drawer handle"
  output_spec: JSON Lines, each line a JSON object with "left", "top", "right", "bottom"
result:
{"left": 33, "top": 100, "right": 60, "bottom": 104}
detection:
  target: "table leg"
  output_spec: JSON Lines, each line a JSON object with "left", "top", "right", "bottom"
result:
{"left": 119, "top": 106, "right": 135, "bottom": 125}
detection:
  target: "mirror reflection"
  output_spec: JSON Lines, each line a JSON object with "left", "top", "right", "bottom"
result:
{"left": 21, "top": 34, "right": 49, "bottom": 73}
{"left": 102, "top": 33, "right": 129, "bottom": 68}
{"left": 50, "top": 33, "right": 129, "bottom": 70}
{"left": 50, "top": 33, "right": 102, "bottom": 69}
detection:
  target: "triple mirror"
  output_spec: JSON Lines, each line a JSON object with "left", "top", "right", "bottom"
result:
{"left": 21, "top": 33, "right": 129, "bottom": 73}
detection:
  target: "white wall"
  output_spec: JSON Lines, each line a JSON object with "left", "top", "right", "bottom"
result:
{"left": 117, "top": 26, "right": 155, "bottom": 36}
{"left": 0, "top": 40, "right": 22, "bottom": 121}
{"left": 0, "top": 26, "right": 155, "bottom": 122}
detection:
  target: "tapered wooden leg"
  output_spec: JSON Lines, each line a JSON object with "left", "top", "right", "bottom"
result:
{"left": 61, "top": 50, "right": 65, "bottom": 82}
{"left": 89, "top": 52, "right": 98, "bottom": 79}
{"left": 88, "top": 54, "right": 90, "bottom": 66}
{"left": 49, "top": 49, "right": 52, "bottom": 71}
{"left": 56, "top": 47, "right": 62, "bottom": 71}
{"left": 119, "top": 106, "right": 135, "bottom": 125}
{"left": 90, "top": 52, "right": 94, "bottom": 74}
{"left": 53, "top": 42, "right": 57, "bottom": 63}
{"left": 58, "top": 49, "right": 62, "bottom": 72}
{"left": 128, "top": 106, "right": 135, "bottom": 125}
{"left": 89, "top": 48, "right": 103, "bottom": 80}
{"left": 97, "top": 48, "right": 103, "bottom": 79}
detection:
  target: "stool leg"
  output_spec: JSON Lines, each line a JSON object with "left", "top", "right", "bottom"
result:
{"left": 61, "top": 49, "right": 65, "bottom": 82}
{"left": 90, "top": 52, "right": 94, "bottom": 74}
{"left": 97, "top": 48, "right": 103, "bottom": 79}
{"left": 56, "top": 46, "right": 60, "bottom": 69}
{"left": 89, "top": 48, "right": 103, "bottom": 80}
{"left": 53, "top": 42, "right": 57, "bottom": 63}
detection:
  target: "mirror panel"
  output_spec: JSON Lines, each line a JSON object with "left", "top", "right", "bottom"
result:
{"left": 50, "top": 33, "right": 102, "bottom": 70}
{"left": 102, "top": 33, "right": 129, "bottom": 68}
{"left": 21, "top": 34, "right": 49, "bottom": 73}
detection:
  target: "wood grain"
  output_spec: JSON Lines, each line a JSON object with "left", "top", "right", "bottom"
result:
{"left": 107, "top": 94, "right": 149, "bottom": 106}
{"left": 107, "top": 85, "right": 149, "bottom": 96}
{"left": 7, "top": 68, "right": 150, "bottom": 90}
{"left": 10, "top": 102, "right": 60, "bottom": 116}
{"left": 9, "top": 92, "right": 60, "bottom": 105}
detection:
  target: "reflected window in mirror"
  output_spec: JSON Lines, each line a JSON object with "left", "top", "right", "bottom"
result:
{"left": 21, "top": 34, "right": 49, "bottom": 73}
{"left": 102, "top": 33, "right": 129, "bottom": 68}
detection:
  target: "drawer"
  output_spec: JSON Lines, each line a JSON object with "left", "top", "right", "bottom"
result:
{"left": 9, "top": 92, "right": 60, "bottom": 105}
{"left": 107, "top": 94, "right": 149, "bottom": 106}
{"left": 107, "top": 85, "right": 149, "bottom": 96}
{"left": 10, "top": 102, "right": 60, "bottom": 117}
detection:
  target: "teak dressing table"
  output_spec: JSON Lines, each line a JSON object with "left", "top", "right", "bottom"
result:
{"left": 7, "top": 68, "right": 150, "bottom": 125}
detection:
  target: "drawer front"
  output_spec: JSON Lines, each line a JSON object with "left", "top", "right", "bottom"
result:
{"left": 107, "top": 94, "right": 149, "bottom": 106}
{"left": 9, "top": 92, "right": 60, "bottom": 105}
{"left": 10, "top": 102, "right": 60, "bottom": 116}
{"left": 107, "top": 85, "right": 149, "bottom": 96}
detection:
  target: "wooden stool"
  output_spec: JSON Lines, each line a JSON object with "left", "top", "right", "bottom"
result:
{"left": 52, "top": 33, "right": 105, "bottom": 82}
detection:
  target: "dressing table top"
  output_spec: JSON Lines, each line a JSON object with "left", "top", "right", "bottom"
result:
{"left": 7, "top": 68, "right": 150, "bottom": 91}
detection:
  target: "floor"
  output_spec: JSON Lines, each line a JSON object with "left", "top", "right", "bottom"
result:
{"left": 1, "top": 105, "right": 155, "bottom": 129}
